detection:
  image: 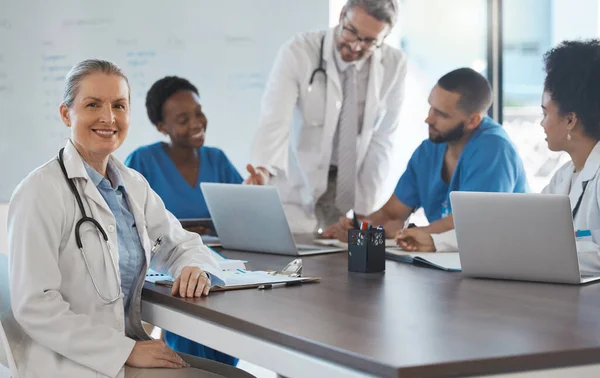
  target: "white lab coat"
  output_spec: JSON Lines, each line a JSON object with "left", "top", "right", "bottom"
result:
{"left": 432, "top": 141, "right": 600, "bottom": 253}
{"left": 541, "top": 141, "right": 600, "bottom": 235}
{"left": 252, "top": 27, "right": 408, "bottom": 232}
{"left": 6, "top": 141, "right": 223, "bottom": 378}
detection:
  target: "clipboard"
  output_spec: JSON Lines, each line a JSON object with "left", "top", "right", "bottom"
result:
{"left": 147, "top": 258, "right": 319, "bottom": 292}
{"left": 153, "top": 276, "right": 321, "bottom": 291}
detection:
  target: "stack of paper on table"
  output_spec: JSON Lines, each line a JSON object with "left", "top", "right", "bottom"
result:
{"left": 209, "top": 247, "right": 247, "bottom": 271}
{"left": 145, "top": 247, "right": 247, "bottom": 284}
{"left": 385, "top": 248, "right": 462, "bottom": 272}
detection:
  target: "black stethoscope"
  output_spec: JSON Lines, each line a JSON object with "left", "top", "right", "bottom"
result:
{"left": 308, "top": 35, "right": 327, "bottom": 93}
{"left": 572, "top": 180, "right": 589, "bottom": 219}
{"left": 57, "top": 147, "right": 122, "bottom": 304}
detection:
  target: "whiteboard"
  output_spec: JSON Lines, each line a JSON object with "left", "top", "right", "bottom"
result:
{"left": 0, "top": 0, "right": 328, "bottom": 201}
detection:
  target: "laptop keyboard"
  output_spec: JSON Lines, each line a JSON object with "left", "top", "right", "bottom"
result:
{"left": 296, "top": 244, "right": 322, "bottom": 251}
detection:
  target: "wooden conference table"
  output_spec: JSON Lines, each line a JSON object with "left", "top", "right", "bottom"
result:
{"left": 141, "top": 249, "right": 600, "bottom": 378}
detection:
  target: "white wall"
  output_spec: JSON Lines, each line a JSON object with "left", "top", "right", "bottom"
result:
{"left": 0, "top": 0, "right": 328, "bottom": 202}
{"left": 0, "top": 0, "right": 328, "bottom": 252}
{"left": 552, "top": 0, "right": 600, "bottom": 44}
{"left": 0, "top": 204, "right": 6, "bottom": 255}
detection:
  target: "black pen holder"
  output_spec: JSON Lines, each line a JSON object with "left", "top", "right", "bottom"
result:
{"left": 348, "top": 228, "right": 385, "bottom": 273}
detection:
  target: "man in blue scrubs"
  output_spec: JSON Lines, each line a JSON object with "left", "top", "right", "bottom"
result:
{"left": 328, "top": 68, "right": 529, "bottom": 240}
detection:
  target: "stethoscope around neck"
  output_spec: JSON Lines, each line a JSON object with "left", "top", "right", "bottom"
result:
{"left": 572, "top": 180, "right": 589, "bottom": 219}
{"left": 57, "top": 147, "right": 122, "bottom": 304}
{"left": 307, "top": 35, "right": 327, "bottom": 93}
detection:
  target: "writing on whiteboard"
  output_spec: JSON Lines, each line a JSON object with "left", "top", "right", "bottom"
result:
{"left": 62, "top": 18, "right": 112, "bottom": 27}
{"left": 0, "top": 53, "right": 8, "bottom": 94}
{"left": 227, "top": 72, "right": 265, "bottom": 91}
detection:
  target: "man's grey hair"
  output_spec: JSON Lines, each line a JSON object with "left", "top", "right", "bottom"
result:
{"left": 344, "top": 0, "right": 398, "bottom": 27}
{"left": 63, "top": 59, "right": 130, "bottom": 108}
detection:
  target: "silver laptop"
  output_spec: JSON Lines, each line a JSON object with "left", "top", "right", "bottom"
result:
{"left": 200, "top": 183, "right": 344, "bottom": 256}
{"left": 450, "top": 191, "right": 600, "bottom": 285}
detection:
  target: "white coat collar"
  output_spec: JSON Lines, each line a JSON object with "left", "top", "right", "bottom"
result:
{"left": 60, "top": 140, "right": 141, "bottom": 214}
{"left": 323, "top": 27, "right": 342, "bottom": 94}
{"left": 559, "top": 141, "right": 600, "bottom": 214}
{"left": 579, "top": 141, "right": 600, "bottom": 183}
{"left": 356, "top": 39, "right": 384, "bottom": 164}
{"left": 61, "top": 140, "right": 92, "bottom": 180}
{"left": 62, "top": 140, "right": 138, "bottom": 182}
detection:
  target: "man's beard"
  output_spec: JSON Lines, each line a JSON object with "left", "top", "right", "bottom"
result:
{"left": 429, "top": 121, "right": 465, "bottom": 144}
{"left": 337, "top": 42, "right": 367, "bottom": 62}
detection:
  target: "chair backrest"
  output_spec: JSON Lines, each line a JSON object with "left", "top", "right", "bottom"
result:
{"left": 0, "top": 253, "right": 19, "bottom": 377}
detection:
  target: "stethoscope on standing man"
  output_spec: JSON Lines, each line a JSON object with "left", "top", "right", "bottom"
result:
{"left": 308, "top": 36, "right": 327, "bottom": 93}
{"left": 303, "top": 35, "right": 334, "bottom": 133}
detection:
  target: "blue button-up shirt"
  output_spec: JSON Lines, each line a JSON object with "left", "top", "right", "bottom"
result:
{"left": 83, "top": 160, "right": 145, "bottom": 312}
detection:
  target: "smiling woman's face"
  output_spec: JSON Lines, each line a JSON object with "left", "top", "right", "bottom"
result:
{"left": 157, "top": 90, "right": 207, "bottom": 149}
{"left": 60, "top": 72, "right": 130, "bottom": 161}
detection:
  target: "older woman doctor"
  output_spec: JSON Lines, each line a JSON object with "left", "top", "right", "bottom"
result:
{"left": 397, "top": 39, "right": 600, "bottom": 256}
{"left": 7, "top": 60, "right": 253, "bottom": 378}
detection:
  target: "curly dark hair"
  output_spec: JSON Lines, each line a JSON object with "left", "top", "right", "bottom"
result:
{"left": 145, "top": 76, "right": 199, "bottom": 126}
{"left": 544, "top": 39, "right": 600, "bottom": 140}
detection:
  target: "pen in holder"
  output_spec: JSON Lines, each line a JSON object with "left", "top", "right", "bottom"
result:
{"left": 348, "top": 223, "right": 385, "bottom": 273}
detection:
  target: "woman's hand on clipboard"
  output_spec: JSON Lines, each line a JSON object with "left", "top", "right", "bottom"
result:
{"left": 171, "top": 266, "right": 211, "bottom": 297}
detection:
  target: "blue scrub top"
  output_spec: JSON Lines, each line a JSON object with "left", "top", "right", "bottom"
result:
{"left": 125, "top": 142, "right": 241, "bottom": 367}
{"left": 125, "top": 142, "right": 243, "bottom": 219}
{"left": 394, "top": 116, "right": 529, "bottom": 222}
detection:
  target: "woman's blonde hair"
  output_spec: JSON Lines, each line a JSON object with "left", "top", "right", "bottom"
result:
{"left": 62, "top": 59, "right": 130, "bottom": 107}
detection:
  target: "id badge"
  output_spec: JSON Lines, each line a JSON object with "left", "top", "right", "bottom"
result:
{"left": 575, "top": 229, "right": 594, "bottom": 243}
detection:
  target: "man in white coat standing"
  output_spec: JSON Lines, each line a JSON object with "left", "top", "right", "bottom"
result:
{"left": 248, "top": 0, "right": 407, "bottom": 233}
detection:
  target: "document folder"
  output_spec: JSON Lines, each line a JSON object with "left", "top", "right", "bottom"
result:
{"left": 385, "top": 249, "right": 462, "bottom": 272}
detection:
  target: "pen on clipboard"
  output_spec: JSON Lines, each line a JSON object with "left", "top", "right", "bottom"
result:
{"left": 258, "top": 281, "right": 303, "bottom": 290}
